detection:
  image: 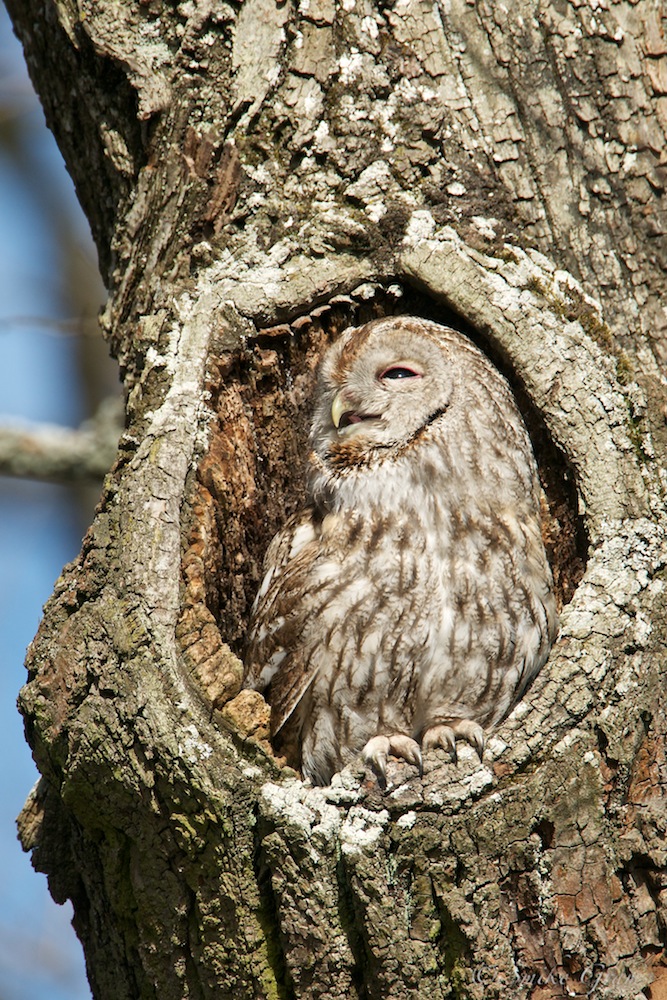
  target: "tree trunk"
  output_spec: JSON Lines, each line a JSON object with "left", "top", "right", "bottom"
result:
{"left": 7, "top": 0, "right": 667, "bottom": 996}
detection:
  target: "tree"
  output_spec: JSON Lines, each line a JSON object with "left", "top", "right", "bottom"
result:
{"left": 6, "top": 0, "right": 667, "bottom": 996}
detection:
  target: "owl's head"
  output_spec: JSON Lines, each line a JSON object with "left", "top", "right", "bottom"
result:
{"left": 307, "top": 315, "right": 537, "bottom": 511}
{"left": 310, "top": 316, "right": 494, "bottom": 463}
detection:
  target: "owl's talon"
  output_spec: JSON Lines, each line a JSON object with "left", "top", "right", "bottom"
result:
{"left": 391, "top": 735, "right": 423, "bottom": 775}
{"left": 452, "top": 720, "right": 485, "bottom": 761}
{"left": 362, "top": 734, "right": 422, "bottom": 780}
{"left": 422, "top": 720, "right": 486, "bottom": 763}
{"left": 422, "top": 724, "right": 458, "bottom": 762}
{"left": 362, "top": 735, "right": 390, "bottom": 779}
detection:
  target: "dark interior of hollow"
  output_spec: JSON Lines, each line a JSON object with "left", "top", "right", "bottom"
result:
{"left": 197, "top": 283, "right": 588, "bottom": 661}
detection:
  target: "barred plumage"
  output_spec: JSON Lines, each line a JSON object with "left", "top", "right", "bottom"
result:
{"left": 244, "top": 316, "right": 558, "bottom": 785}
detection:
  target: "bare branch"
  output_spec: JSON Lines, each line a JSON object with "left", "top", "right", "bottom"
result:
{"left": 0, "top": 396, "right": 122, "bottom": 483}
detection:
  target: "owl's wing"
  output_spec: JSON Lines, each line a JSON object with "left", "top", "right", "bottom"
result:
{"left": 244, "top": 509, "right": 322, "bottom": 733}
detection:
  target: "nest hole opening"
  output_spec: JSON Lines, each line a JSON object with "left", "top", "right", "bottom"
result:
{"left": 179, "top": 282, "right": 587, "bottom": 715}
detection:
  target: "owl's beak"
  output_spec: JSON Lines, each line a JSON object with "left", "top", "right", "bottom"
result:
{"left": 331, "top": 391, "right": 349, "bottom": 429}
{"left": 332, "top": 390, "right": 378, "bottom": 430}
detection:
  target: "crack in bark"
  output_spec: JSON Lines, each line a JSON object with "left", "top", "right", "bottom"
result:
{"left": 253, "top": 807, "right": 299, "bottom": 1000}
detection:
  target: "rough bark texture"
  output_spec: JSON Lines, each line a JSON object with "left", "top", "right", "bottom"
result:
{"left": 7, "top": 0, "right": 667, "bottom": 997}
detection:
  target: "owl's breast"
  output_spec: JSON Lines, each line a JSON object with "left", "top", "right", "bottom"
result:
{"left": 308, "top": 496, "right": 555, "bottom": 729}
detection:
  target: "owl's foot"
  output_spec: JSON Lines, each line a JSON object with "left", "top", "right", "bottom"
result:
{"left": 362, "top": 734, "right": 423, "bottom": 782}
{"left": 422, "top": 720, "right": 485, "bottom": 764}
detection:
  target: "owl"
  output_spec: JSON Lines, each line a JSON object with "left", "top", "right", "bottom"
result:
{"left": 243, "top": 316, "right": 558, "bottom": 785}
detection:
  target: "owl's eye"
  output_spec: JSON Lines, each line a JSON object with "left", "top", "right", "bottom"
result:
{"left": 379, "top": 365, "right": 422, "bottom": 381}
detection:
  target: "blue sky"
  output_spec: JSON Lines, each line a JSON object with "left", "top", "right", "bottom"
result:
{"left": 0, "top": 6, "right": 98, "bottom": 997}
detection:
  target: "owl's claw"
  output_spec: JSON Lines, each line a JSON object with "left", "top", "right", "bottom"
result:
{"left": 422, "top": 724, "right": 458, "bottom": 762}
{"left": 455, "top": 720, "right": 486, "bottom": 760}
{"left": 422, "top": 720, "right": 485, "bottom": 762}
{"left": 362, "top": 734, "right": 423, "bottom": 781}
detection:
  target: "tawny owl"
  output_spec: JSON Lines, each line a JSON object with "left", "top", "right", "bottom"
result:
{"left": 243, "top": 316, "right": 558, "bottom": 785}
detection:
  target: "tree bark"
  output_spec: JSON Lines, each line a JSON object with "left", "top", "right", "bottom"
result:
{"left": 7, "top": 0, "right": 667, "bottom": 997}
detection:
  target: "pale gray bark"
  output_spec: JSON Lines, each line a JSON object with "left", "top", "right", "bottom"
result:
{"left": 7, "top": 1, "right": 667, "bottom": 998}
